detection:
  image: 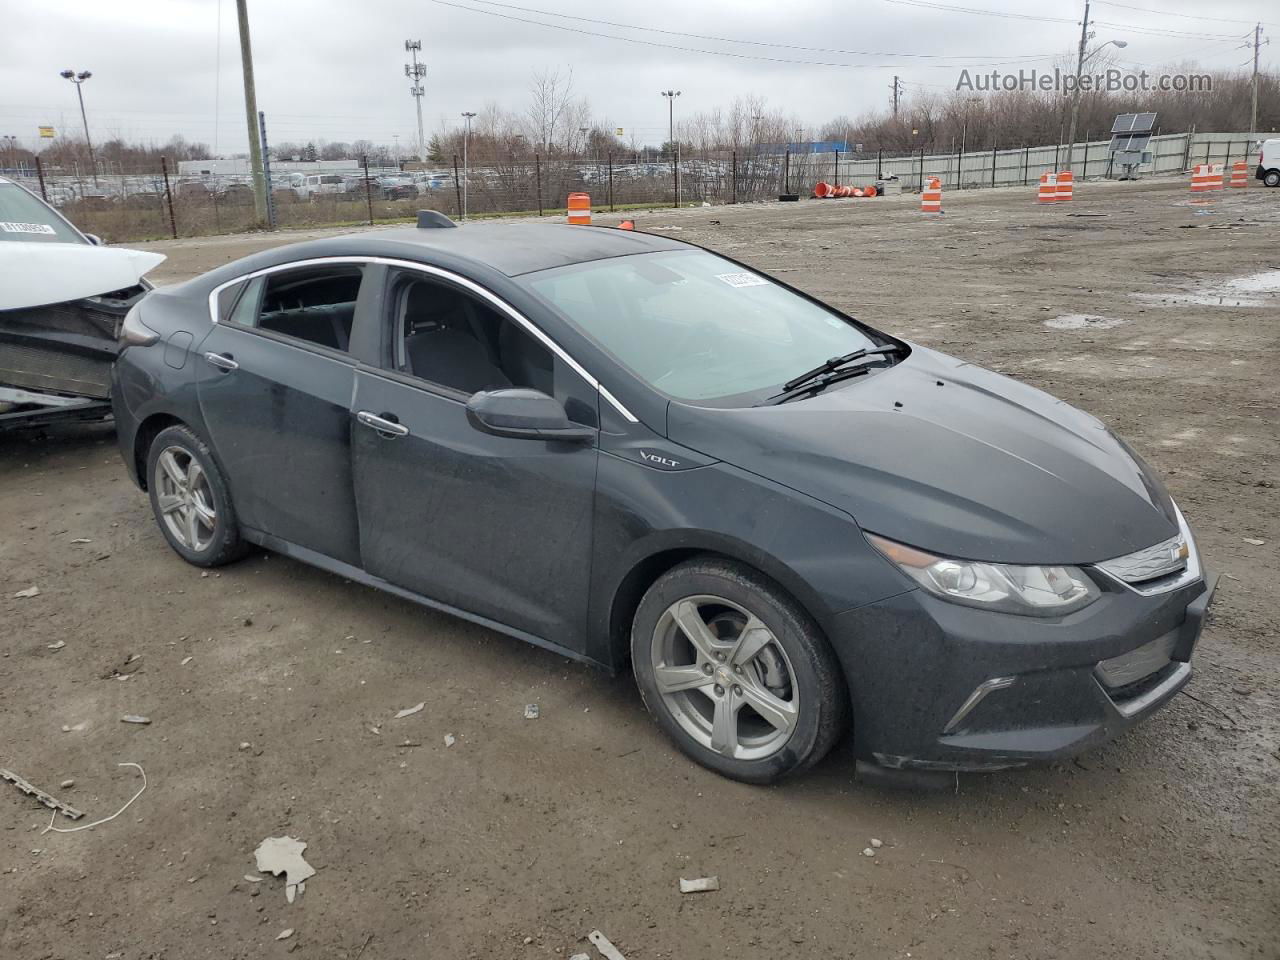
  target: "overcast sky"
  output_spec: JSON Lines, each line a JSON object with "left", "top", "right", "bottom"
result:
{"left": 1, "top": 0, "right": 1271, "bottom": 153}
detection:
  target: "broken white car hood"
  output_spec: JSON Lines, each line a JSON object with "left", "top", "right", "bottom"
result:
{"left": 1, "top": 241, "right": 166, "bottom": 311}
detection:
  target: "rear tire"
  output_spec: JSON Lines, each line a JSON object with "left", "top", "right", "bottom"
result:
{"left": 146, "top": 425, "right": 247, "bottom": 567}
{"left": 631, "top": 557, "right": 848, "bottom": 784}
{"left": 1265, "top": 170, "right": 1280, "bottom": 188}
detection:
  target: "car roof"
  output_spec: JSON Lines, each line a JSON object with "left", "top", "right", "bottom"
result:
{"left": 348, "top": 220, "right": 691, "bottom": 277}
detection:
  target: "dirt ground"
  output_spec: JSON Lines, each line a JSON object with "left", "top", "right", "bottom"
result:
{"left": 2, "top": 178, "right": 1277, "bottom": 960}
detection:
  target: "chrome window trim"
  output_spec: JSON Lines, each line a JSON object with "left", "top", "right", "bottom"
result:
{"left": 1092, "top": 501, "right": 1202, "bottom": 597}
{"left": 205, "top": 255, "right": 639, "bottom": 423}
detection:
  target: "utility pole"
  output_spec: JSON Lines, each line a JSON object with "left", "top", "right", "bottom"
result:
{"left": 890, "top": 76, "right": 903, "bottom": 117}
{"left": 662, "top": 90, "right": 681, "bottom": 207}
{"left": 1248, "top": 24, "right": 1269, "bottom": 136}
{"left": 1065, "top": 0, "right": 1091, "bottom": 174}
{"left": 405, "top": 41, "right": 427, "bottom": 161}
{"left": 461, "top": 111, "right": 476, "bottom": 219}
{"left": 235, "top": 0, "right": 267, "bottom": 222}
{"left": 59, "top": 69, "right": 98, "bottom": 186}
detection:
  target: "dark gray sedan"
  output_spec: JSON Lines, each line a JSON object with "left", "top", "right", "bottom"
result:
{"left": 110, "top": 214, "right": 1214, "bottom": 784}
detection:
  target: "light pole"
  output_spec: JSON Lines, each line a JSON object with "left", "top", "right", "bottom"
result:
{"left": 59, "top": 69, "right": 98, "bottom": 186}
{"left": 661, "top": 90, "right": 681, "bottom": 208}
{"left": 1064, "top": 2, "right": 1126, "bottom": 173}
{"left": 461, "top": 111, "right": 476, "bottom": 219}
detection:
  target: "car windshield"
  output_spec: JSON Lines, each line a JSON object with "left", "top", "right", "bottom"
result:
{"left": 523, "top": 250, "right": 880, "bottom": 402}
{"left": 0, "top": 182, "right": 84, "bottom": 244}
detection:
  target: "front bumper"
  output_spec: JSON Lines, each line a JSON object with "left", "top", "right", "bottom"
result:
{"left": 830, "top": 563, "right": 1216, "bottom": 772}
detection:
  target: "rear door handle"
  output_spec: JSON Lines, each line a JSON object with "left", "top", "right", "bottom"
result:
{"left": 204, "top": 351, "right": 239, "bottom": 372}
{"left": 356, "top": 410, "right": 410, "bottom": 438}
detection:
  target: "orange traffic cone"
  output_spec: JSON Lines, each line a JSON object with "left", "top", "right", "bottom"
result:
{"left": 618, "top": 219, "right": 635, "bottom": 230}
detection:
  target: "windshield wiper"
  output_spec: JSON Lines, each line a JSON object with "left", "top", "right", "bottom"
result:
{"left": 758, "top": 364, "right": 874, "bottom": 406}
{"left": 781, "top": 344, "right": 904, "bottom": 393}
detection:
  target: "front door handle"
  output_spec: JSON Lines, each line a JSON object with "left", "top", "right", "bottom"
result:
{"left": 204, "top": 351, "right": 239, "bottom": 372}
{"left": 356, "top": 410, "right": 410, "bottom": 438}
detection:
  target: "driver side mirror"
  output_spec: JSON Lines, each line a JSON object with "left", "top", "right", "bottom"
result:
{"left": 85, "top": 233, "right": 103, "bottom": 245}
{"left": 465, "top": 388, "right": 595, "bottom": 443}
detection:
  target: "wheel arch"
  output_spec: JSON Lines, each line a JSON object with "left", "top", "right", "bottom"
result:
{"left": 131, "top": 412, "right": 189, "bottom": 490}
{"left": 602, "top": 533, "right": 834, "bottom": 672}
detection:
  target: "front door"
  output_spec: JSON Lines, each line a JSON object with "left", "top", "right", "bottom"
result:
{"left": 350, "top": 268, "right": 599, "bottom": 651}
{"left": 196, "top": 262, "right": 368, "bottom": 566}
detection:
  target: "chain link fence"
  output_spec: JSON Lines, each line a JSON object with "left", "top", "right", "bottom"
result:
{"left": 6, "top": 131, "right": 1264, "bottom": 245}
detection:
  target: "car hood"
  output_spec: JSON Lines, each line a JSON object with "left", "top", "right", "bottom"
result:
{"left": 0, "top": 241, "right": 165, "bottom": 310}
{"left": 666, "top": 345, "right": 1177, "bottom": 565}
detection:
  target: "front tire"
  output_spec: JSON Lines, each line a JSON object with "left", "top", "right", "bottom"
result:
{"left": 631, "top": 558, "right": 848, "bottom": 784}
{"left": 146, "top": 425, "right": 246, "bottom": 567}
{"left": 1265, "top": 170, "right": 1280, "bottom": 188}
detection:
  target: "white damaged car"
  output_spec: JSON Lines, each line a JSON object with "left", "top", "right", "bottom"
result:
{"left": 0, "top": 177, "right": 164, "bottom": 429}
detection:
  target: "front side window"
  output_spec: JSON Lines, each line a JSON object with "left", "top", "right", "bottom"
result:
{"left": 388, "top": 272, "right": 554, "bottom": 397}
{"left": 223, "top": 265, "right": 362, "bottom": 352}
{"left": 0, "top": 182, "right": 84, "bottom": 244}
{"left": 522, "top": 250, "right": 881, "bottom": 403}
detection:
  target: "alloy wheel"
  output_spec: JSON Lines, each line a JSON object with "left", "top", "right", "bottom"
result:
{"left": 153, "top": 445, "right": 217, "bottom": 553}
{"left": 651, "top": 594, "right": 800, "bottom": 761}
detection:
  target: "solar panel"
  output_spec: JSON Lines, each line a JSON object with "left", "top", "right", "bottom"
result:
{"left": 1111, "top": 133, "right": 1152, "bottom": 152}
{"left": 1111, "top": 112, "right": 1157, "bottom": 135}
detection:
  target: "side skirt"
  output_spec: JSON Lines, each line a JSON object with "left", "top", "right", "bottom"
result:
{"left": 240, "top": 527, "right": 602, "bottom": 670}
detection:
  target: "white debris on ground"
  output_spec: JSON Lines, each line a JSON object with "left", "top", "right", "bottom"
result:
{"left": 120, "top": 715, "right": 151, "bottom": 725}
{"left": 862, "top": 847, "right": 876, "bottom": 857}
{"left": 588, "top": 929, "right": 627, "bottom": 960}
{"left": 254, "top": 836, "right": 316, "bottom": 904}
{"left": 679, "top": 876, "right": 720, "bottom": 893}
{"left": 444, "top": 733, "right": 456, "bottom": 747}
{"left": 14, "top": 586, "right": 40, "bottom": 599}
{"left": 870, "top": 838, "right": 883, "bottom": 848}
{"left": 393, "top": 702, "right": 425, "bottom": 719}
{"left": 1044, "top": 314, "right": 1129, "bottom": 330}
{"left": 524, "top": 703, "right": 540, "bottom": 719}
{"left": 275, "top": 928, "right": 294, "bottom": 941}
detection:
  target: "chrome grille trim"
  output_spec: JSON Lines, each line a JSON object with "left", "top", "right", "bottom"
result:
{"left": 1092, "top": 502, "right": 1201, "bottom": 597}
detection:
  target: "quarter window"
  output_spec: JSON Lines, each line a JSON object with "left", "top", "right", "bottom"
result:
{"left": 223, "top": 265, "right": 363, "bottom": 353}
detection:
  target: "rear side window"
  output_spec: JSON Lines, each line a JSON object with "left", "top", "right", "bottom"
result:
{"left": 222, "top": 265, "right": 363, "bottom": 353}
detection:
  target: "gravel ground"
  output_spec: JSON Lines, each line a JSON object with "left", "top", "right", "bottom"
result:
{"left": 2, "top": 178, "right": 1277, "bottom": 960}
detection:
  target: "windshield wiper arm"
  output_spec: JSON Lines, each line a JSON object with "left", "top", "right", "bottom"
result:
{"left": 781, "top": 344, "right": 904, "bottom": 393}
{"left": 759, "top": 364, "right": 874, "bottom": 406}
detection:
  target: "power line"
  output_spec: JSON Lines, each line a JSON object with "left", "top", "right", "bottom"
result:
{"left": 462, "top": 0, "right": 1054, "bottom": 60}
{"left": 1093, "top": 0, "right": 1275, "bottom": 28}
{"left": 424, "top": 0, "right": 1059, "bottom": 68}
{"left": 881, "top": 0, "right": 1243, "bottom": 39}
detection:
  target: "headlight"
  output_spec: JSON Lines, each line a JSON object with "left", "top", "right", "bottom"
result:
{"left": 865, "top": 533, "right": 1100, "bottom": 617}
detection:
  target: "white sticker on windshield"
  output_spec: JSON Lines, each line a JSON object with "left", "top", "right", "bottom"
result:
{"left": 716, "top": 271, "right": 769, "bottom": 289}
{"left": 0, "top": 221, "right": 57, "bottom": 235}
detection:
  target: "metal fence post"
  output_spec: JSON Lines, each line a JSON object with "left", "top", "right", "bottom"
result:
{"left": 1054, "top": 141, "right": 1060, "bottom": 172}
{"left": 1204, "top": 139, "right": 1210, "bottom": 164}
{"left": 34, "top": 156, "right": 48, "bottom": 201}
{"left": 535, "top": 154, "right": 543, "bottom": 217}
{"left": 673, "top": 149, "right": 680, "bottom": 208}
{"left": 991, "top": 143, "right": 997, "bottom": 188}
{"left": 1022, "top": 144, "right": 1029, "bottom": 185}
{"left": 160, "top": 156, "right": 178, "bottom": 239}
{"left": 731, "top": 150, "right": 737, "bottom": 204}
{"left": 784, "top": 149, "right": 790, "bottom": 195}
{"left": 608, "top": 153, "right": 615, "bottom": 212}
{"left": 1083, "top": 139, "right": 1089, "bottom": 179}
{"left": 259, "top": 110, "right": 277, "bottom": 230}
{"left": 834, "top": 149, "right": 840, "bottom": 187}
{"left": 363, "top": 155, "right": 374, "bottom": 225}
{"left": 452, "top": 154, "right": 462, "bottom": 217}
{"left": 918, "top": 148, "right": 924, "bottom": 190}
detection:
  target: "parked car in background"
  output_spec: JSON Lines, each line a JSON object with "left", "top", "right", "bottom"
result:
{"left": 301, "top": 174, "right": 346, "bottom": 201}
{"left": 215, "top": 183, "right": 255, "bottom": 205}
{"left": 1256, "top": 138, "right": 1280, "bottom": 187}
{"left": 378, "top": 176, "right": 418, "bottom": 201}
{"left": 271, "top": 173, "right": 306, "bottom": 203}
{"left": 0, "top": 176, "right": 163, "bottom": 430}
{"left": 110, "top": 216, "right": 1214, "bottom": 785}
{"left": 175, "top": 180, "right": 213, "bottom": 202}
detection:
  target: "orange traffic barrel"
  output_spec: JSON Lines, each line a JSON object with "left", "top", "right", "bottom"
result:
{"left": 1055, "top": 170, "right": 1074, "bottom": 201}
{"left": 813, "top": 181, "right": 832, "bottom": 198}
{"left": 1038, "top": 173, "right": 1058, "bottom": 204}
{"left": 567, "top": 192, "right": 591, "bottom": 225}
{"left": 1190, "top": 163, "right": 1223, "bottom": 194}
{"left": 920, "top": 177, "right": 942, "bottom": 214}
{"left": 1229, "top": 161, "right": 1248, "bottom": 188}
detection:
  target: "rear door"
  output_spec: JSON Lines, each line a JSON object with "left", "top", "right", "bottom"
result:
{"left": 196, "top": 261, "right": 369, "bottom": 566}
{"left": 350, "top": 265, "right": 599, "bottom": 651}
